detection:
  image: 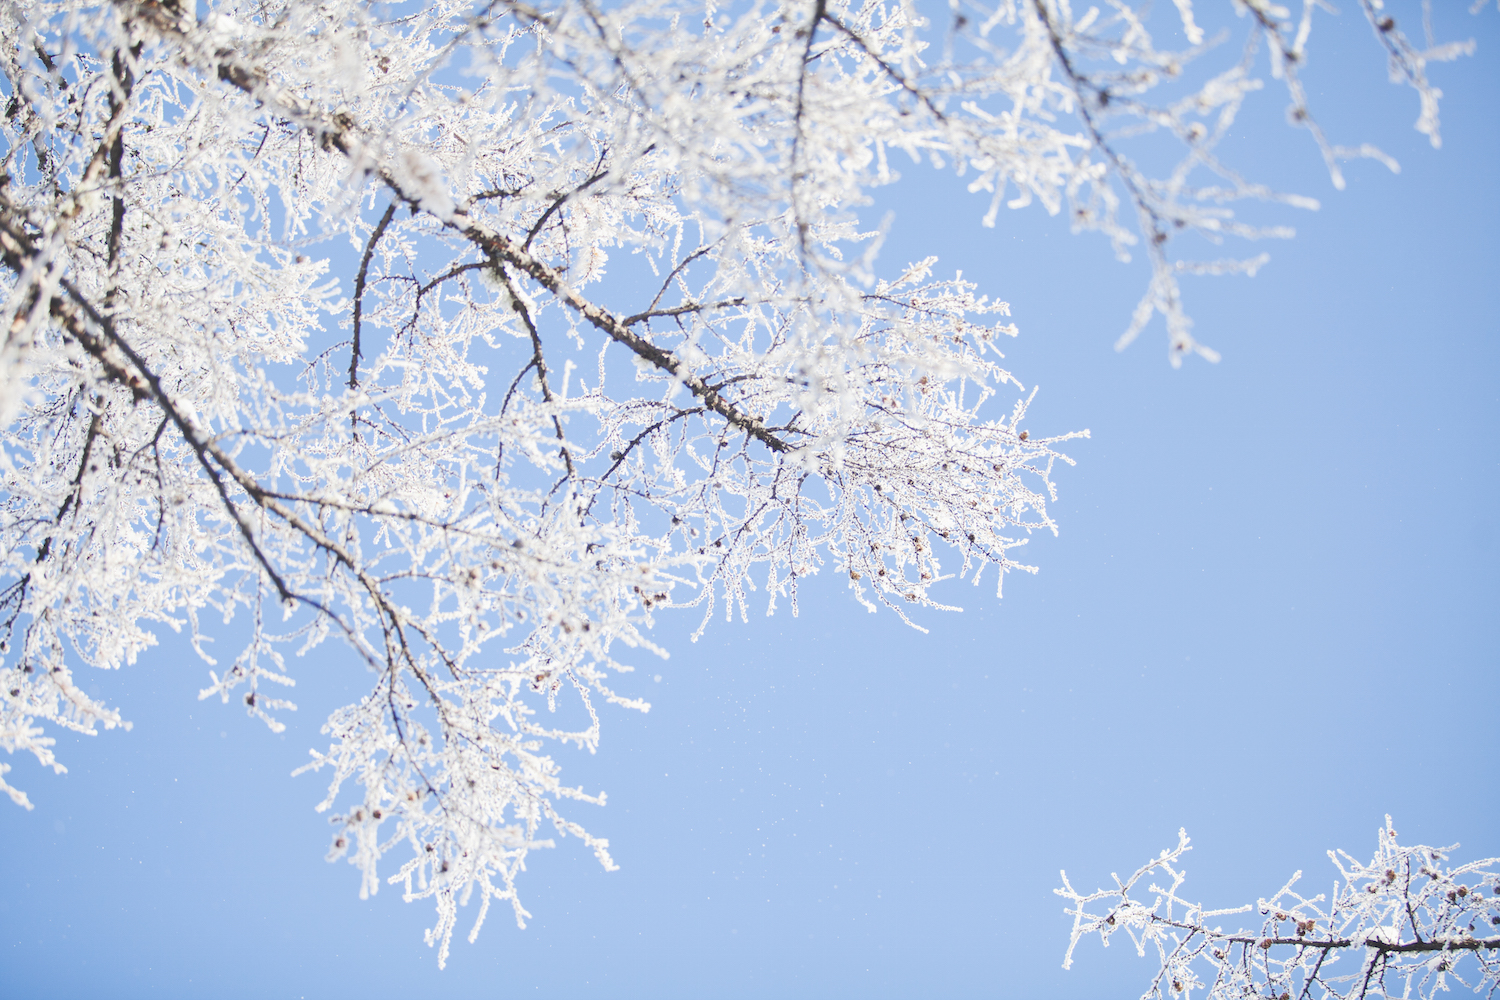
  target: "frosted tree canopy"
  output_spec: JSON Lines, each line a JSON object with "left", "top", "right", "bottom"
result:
{"left": 0, "top": 0, "right": 1485, "bottom": 967}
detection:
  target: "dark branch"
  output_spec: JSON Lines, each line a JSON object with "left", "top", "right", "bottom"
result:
{"left": 350, "top": 199, "right": 398, "bottom": 392}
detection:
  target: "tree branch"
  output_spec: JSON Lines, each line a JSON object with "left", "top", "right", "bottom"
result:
{"left": 350, "top": 200, "right": 398, "bottom": 392}
{"left": 125, "top": 0, "right": 792, "bottom": 454}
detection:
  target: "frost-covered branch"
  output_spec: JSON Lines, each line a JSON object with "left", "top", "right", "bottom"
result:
{"left": 1058, "top": 819, "right": 1500, "bottom": 1000}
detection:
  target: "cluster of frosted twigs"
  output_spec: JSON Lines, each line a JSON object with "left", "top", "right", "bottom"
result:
{"left": 1058, "top": 820, "right": 1500, "bottom": 1000}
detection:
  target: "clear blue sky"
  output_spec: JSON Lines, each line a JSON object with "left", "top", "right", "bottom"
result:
{"left": 4, "top": 8, "right": 1497, "bottom": 998}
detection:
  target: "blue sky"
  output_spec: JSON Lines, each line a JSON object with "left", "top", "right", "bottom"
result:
{"left": 3, "top": 7, "right": 1498, "bottom": 998}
